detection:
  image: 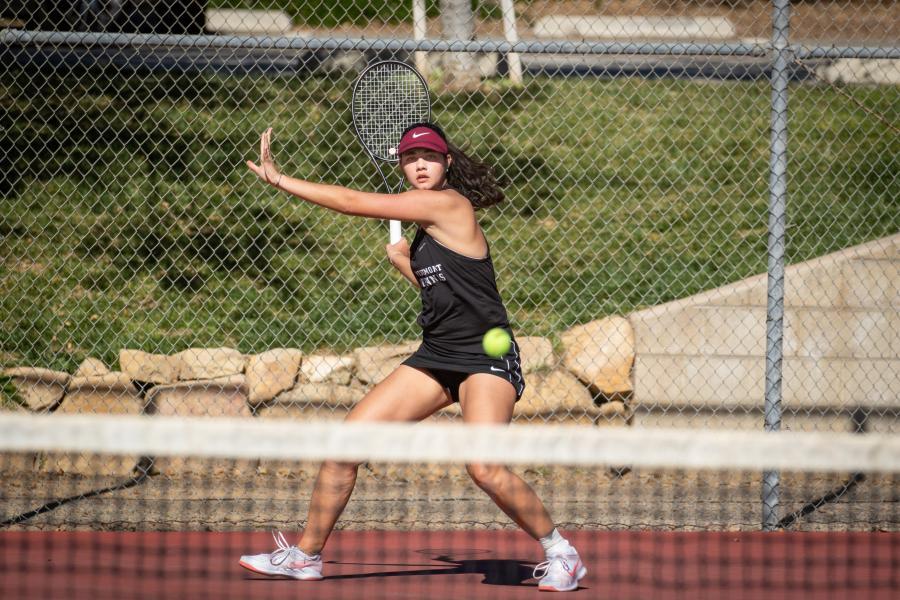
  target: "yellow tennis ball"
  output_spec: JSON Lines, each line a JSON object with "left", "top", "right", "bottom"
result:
{"left": 482, "top": 328, "right": 511, "bottom": 358}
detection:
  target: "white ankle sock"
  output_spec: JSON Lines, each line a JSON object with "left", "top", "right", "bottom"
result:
{"left": 539, "top": 528, "right": 574, "bottom": 557}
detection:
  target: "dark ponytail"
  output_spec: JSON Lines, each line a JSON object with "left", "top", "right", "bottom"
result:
{"left": 400, "top": 122, "right": 505, "bottom": 209}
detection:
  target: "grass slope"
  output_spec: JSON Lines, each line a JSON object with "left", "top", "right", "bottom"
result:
{"left": 1, "top": 67, "right": 897, "bottom": 371}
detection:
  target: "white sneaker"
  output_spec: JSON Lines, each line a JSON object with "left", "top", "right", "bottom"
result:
{"left": 239, "top": 531, "right": 323, "bottom": 580}
{"left": 533, "top": 552, "right": 587, "bottom": 592}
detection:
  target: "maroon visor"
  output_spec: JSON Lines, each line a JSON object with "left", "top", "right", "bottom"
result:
{"left": 397, "top": 126, "right": 449, "bottom": 156}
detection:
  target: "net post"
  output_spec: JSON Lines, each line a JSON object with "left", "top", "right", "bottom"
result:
{"left": 763, "top": 0, "right": 792, "bottom": 532}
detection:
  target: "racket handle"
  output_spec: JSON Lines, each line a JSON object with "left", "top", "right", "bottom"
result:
{"left": 389, "top": 220, "right": 401, "bottom": 244}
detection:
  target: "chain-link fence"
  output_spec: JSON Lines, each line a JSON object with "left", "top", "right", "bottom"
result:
{"left": 1, "top": 1, "right": 897, "bottom": 443}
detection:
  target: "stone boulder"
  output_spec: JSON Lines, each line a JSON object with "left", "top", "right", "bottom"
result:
{"left": 120, "top": 349, "right": 181, "bottom": 384}
{"left": 515, "top": 336, "right": 555, "bottom": 373}
{"left": 42, "top": 372, "right": 144, "bottom": 475}
{"left": 515, "top": 369, "right": 594, "bottom": 419}
{"left": 246, "top": 348, "right": 302, "bottom": 405}
{"left": 145, "top": 374, "right": 251, "bottom": 417}
{"left": 272, "top": 383, "right": 366, "bottom": 408}
{"left": 353, "top": 342, "right": 420, "bottom": 384}
{"left": 301, "top": 353, "right": 355, "bottom": 385}
{"left": 595, "top": 399, "right": 632, "bottom": 427}
{"left": 176, "top": 347, "right": 246, "bottom": 380}
{"left": 143, "top": 375, "right": 255, "bottom": 476}
{"left": 57, "top": 372, "right": 143, "bottom": 415}
{"left": 74, "top": 358, "right": 110, "bottom": 378}
{"left": 2, "top": 367, "right": 69, "bottom": 411}
{"left": 255, "top": 383, "right": 366, "bottom": 422}
{"left": 561, "top": 316, "right": 634, "bottom": 396}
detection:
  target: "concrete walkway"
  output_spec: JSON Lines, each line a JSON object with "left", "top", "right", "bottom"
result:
{"left": 629, "top": 234, "right": 899, "bottom": 432}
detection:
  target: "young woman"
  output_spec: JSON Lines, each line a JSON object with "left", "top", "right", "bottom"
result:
{"left": 239, "top": 123, "right": 586, "bottom": 592}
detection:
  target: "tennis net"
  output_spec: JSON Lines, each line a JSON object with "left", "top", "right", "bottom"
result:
{"left": 1, "top": 413, "right": 898, "bottom": 599}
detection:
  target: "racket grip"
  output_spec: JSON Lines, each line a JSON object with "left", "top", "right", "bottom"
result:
{"left": 389, "top": 220, "right": 401, "bottom": 244}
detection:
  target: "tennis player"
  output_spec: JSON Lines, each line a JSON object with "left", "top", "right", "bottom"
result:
{"left": 239, "top": 123, "right": 586, "bottom": 592}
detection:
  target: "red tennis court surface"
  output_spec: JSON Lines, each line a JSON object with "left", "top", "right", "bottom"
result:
{"left": 1, "top": 530, "right": 897, "bottom": 600}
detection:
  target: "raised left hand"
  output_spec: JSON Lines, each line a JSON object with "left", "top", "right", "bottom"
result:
{"left": 246, "top": 127, "right": 282, "bottom": 187}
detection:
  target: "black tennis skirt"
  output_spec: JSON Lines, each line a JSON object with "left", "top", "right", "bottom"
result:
{"left": 402, "top": 336, "right": 526, "bottom": 403}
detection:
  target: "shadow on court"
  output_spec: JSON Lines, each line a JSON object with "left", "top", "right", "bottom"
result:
{"left": 321, "top": 556, "right": 538, "bottom": 587}
{"left": 244, "top": 557, "right": 539, "bottom": 587}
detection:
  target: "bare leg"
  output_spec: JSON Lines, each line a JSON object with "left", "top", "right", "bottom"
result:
{"left": 297, "top": 366, "right": 450, "bottom": 555}
{"left": 459, "top": 373, "right": 555, "bottom": 540}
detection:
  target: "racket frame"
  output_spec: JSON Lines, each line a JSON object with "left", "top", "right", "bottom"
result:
{"left": 350, "top": 60, "right": 431, "bottom": 244}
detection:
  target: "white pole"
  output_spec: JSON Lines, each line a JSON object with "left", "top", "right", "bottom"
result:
{"left": 412, "top": 0, "right": 427, "bottom": 75}
{"left": 499, "top": 0, "right": 522, "bottom": 85}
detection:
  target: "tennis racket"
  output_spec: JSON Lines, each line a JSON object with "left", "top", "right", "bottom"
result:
{"left": 351, "top": 60, "right": 431, "bottom": 244}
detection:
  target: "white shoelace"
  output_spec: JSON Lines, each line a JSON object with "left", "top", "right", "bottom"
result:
{"left": 268, "top": 531, "right": 300, "bottom": 566}
{"left": 532, "top": 559, "right": 552, "bottom": 579}
{"left": 532, "top": 555, "right": 574, "bottom": 580}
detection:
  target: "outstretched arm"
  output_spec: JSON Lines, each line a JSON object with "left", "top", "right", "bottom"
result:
{"left": 247, "top": 128, "right": 457, "bottom": 224}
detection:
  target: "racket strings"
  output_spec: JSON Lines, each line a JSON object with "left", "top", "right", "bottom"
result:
{"left": 352, "top": 62, "right": 430, "bottom": 161}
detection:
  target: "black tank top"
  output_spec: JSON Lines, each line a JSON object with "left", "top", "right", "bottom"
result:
{"left": 409, "top": 226, "right": 511, "bottom": 353}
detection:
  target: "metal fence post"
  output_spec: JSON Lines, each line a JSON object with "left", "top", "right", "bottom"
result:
{"left": 763, "top": 0, "right": 791, "bottom": 531}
